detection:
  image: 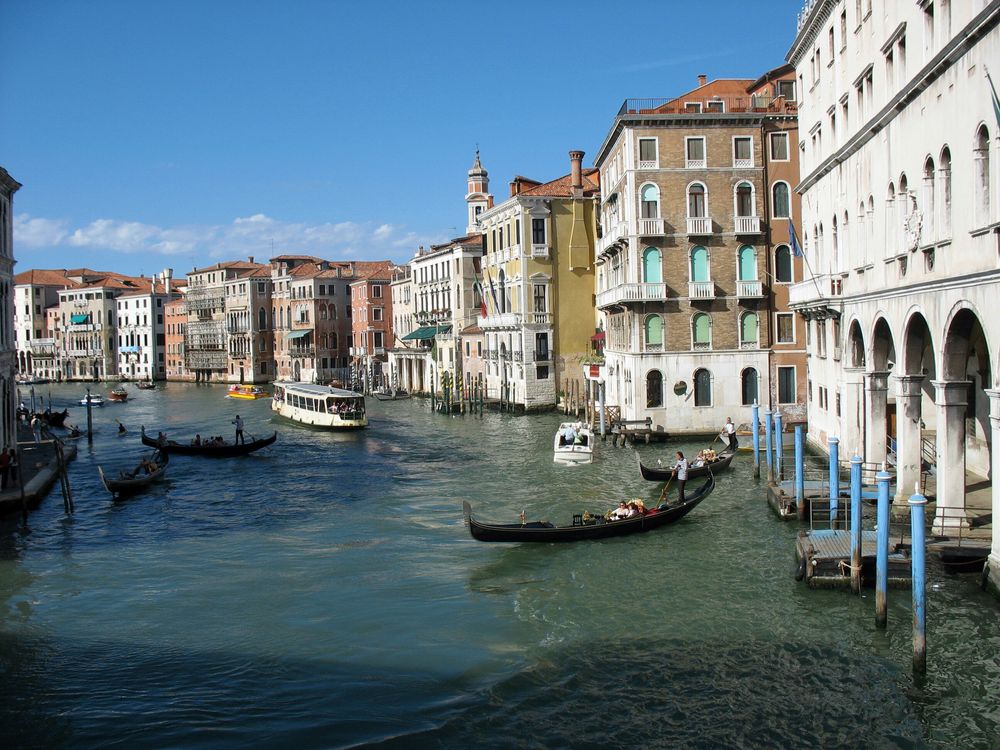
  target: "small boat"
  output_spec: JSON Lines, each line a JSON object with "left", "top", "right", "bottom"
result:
{"left": 38, "top": 408, "right": 70, "bottom": 428}
{"left": 141, "top": 426, "right": 277, "bottom": 457}
{"left": 374, "top": 388, "right": 410, "bottom": 401}
{"left": 638, "top": 440, "right": 738, "bottom": 481}
{"left": 16, "top": 375, "right": 50, "bottom": 385}
{"left": 108, "top": 386, "right": 129, "bottom": 402}
{"left": 226, "top": 384, "right": 271, "bottom": 400}
{"left": 271, "top": 382, "right": 367, "bottom": 429}
{"left": 464, "top": 472, "right": 715, "bottom": 543}
{"left": 136, "top": 381, "right": 157, "bottom": 390}
{"left": 80, "top": 394, "right": 104, "bottom": 407}
{"left": 98, "top": 450, "right": 169, "bottom": 499}
{"left": 554, "top": 421, "right": 594, "bottom": 464}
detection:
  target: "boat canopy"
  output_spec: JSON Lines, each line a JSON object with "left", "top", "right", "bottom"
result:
{"left": 402, "top": 325, "right": 452, "bottom": 341}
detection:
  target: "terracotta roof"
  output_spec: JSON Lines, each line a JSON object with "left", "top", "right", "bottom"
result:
{"left": 518, "top": 168, "right": 600, "bottom": 198}
{"left": 188, "top": 260, "right": 265, "bottom": 275}
{"left": 269, "top": 254, "right": 326, "bottom": 263}
{"left": 14, "top": 269, "right": 83, "bottom": 288}
{"left": 236, "top": 267, "right": 272, "bottom": 279}
{"left": 460, "top": 324, "right": 483, "bottom": 335}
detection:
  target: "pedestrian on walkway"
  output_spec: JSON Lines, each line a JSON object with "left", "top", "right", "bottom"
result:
{"left": 232, "top": 415, "right": 245, "bottom": 445}
{"left": 30, "top": 415, "right": 42, "bottom": 443}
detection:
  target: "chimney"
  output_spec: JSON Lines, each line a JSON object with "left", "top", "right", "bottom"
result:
{"left": 697, "top": 74, "right": 707, "bottom": 87}
{"left": 569, "top": 150, "right": 584, "bottom": 192}
{"left": 510, "top": 179, "right": 520, "bottom": 197}
{"left": 163, "top": 268, "right": 173, "bottom": 296}
{"left": 248, "top": 255, "right": 254, "bottom": 264}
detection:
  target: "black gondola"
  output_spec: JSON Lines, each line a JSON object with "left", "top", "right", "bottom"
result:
{"left": 140, "top": 426, "right": 277, "bottom": 457}
{"left": 463, "top": 472, "right": 715, "bottom": 543}
{"left": 638, "top": 441, "right": 737, "bottom": 481}
{"left": 98, "top": 450, "right": 169, "bottom": 498}
{"left": 374, "top": 388, "right": 410, "bottom": 401}
{"left": 38, "top": 408, "right": 70, "bottom": 428}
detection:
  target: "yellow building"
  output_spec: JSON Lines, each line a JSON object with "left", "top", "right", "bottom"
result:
{"left": 479, "top": 151, "right": 599, "bottom": 410}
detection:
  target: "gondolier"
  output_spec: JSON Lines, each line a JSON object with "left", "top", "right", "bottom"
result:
{"left": 233, "top": 415, "right": 245, "bottom": 445}
{"left": 723, "top": 417, "right": 737, "bottom": 451}
{"left": 671, "top": 451, "right": 688, "bottom": 502}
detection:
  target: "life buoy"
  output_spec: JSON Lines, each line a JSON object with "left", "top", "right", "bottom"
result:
{"left": 795, "top": 556, "right": 807, "bottom": 582}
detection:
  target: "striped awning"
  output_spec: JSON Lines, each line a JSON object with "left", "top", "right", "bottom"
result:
{"left": 286, "top": 329, "right": 313, "bottom": 340}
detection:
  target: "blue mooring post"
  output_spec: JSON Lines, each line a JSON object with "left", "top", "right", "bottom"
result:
{"left": 764, "top": 409, "right": 774, "bottom": 483}
{"left": 909, "top": 486, "right": 928, "bottom": 673}
{"left": 751, "top": 402, "right": 760, "bottom": 479}
{"left": 774, "top": 411, "right": 784, "bottom": 481}
{"left": 850, "top": 454, "right": 863, "bottom": 594}
{"left": 828, "top": 437, "right": 840, "bottom": 528}
{"left": 875, "top": 467, "right": 892, "bottom": 629}
{"left": 794, "top": 425, "right": 805, "bottom": 516}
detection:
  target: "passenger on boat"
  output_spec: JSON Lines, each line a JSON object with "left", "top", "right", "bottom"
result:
{"left": 561, "top": 423, "right": 577, "bottom": 446}
{"left": 192, "top": 434, "right": 201, "bottom": 447}
{"left": 626, "top": 502, "right": 640, "bottom": 518}
{"left": 118, "top": 421, "right": 127, "bottom": 434}
{"left": 609, "top": 501, "right": 631, "bottom": 521}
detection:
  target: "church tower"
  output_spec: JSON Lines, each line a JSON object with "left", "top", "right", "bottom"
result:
{"left": 466, "top": 150, "right": 493, "bottom": 235}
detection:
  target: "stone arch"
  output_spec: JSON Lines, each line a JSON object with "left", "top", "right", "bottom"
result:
{"left": 942, "top": 302, "right": 990, "bottom": 384}
{"left": 870, "top": 316, "right": 896, "bottom": 373}
{"left": 901, "top": 309, "right": 935, "bottom": 378}
{"left": 847, "top": 318, "right": 866, "bottom": 369}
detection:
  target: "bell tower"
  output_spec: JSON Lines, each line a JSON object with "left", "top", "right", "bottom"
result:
{"left": 466, "top": 149, "right": 493, "bottom": 235}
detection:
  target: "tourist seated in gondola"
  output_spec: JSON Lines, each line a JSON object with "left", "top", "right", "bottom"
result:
{"left": 609, "top": 501, "right": 631, "bottom": 521}
{"left": 626, "top": 502, "right": 641, "bottom": 517}
{"left": 192, "top": 434, "right": 202, "bottom": 447}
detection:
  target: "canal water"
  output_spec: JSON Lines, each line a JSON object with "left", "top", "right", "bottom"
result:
{"left": 1, "top": 383, "right": 998, "bottom": 748}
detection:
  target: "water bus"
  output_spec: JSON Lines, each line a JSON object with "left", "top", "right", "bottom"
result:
{"left": 271, "top": 382, "right": 367, "bottom": 430}
{"left": 226, "top": 384, "right": 271, "bottom": 400}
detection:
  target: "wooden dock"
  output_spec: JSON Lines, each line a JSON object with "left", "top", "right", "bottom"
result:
{"left": 795, "top": 529, "right": 913, "bottom": 589}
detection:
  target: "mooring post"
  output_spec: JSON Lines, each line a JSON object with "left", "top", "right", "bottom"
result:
{"left": 598, "top": 381, "right": 607, "bottom": 440}
{"left": 794, "top": 424, "right": 805, "bottom": 515}
{"left": 909, "top": 486, "right": 928, "bottom": 673}
{"left": 86, "top": 387, "right": 93, "bottom": 444}
{"left": 764, "top": 409, "right": 774, "bottom": 484}
{"left": 850, "top": 453, "right": 863, "bottom": 594}
{"left": 828, "top": 436, "right": 840, "bottom": 527}
{"left": 875, "top": 466, "right": 892, "bottom": 629}
{"left": 774, "top": 410, "right": 784, "bottom": 482}
{"left": 751, "top": 402, "right": 760, "bottom": 478}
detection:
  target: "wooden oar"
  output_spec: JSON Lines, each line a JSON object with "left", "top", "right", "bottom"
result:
{"left": 659, "top": 474, "right": 674, "bottom": 506}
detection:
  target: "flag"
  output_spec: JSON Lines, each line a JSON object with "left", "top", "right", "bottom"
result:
{"left": 485, "top": 268, "right": 500, "bottom": 313}
{"left": 987, "top": 66, "right": 1000, "bottom": 129}
{"left": 789, "top": 219, "right": 803, "bottom": 258}
{"left": 474, "top": 280, "right": 487, "bottom": 317}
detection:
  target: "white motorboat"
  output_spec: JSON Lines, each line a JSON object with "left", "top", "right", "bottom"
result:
{"left": 80, "top": 394, "right": 105, "bottom": 407}
{"left": 553, "top": 421, "right": 594, "bottom": 464}
{"left": 271, "top": 381, "right": 367, "bottom": 430}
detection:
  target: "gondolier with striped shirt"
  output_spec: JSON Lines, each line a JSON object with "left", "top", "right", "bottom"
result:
{"left": 671, "top": 451, "right": 688, "bottom": 502}
{"left": 232, "top": 415, "right": 245, "bottom": 445}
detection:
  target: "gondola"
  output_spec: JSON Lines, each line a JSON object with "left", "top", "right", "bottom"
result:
{"left": 136, "top": 381, "right": 156, "bottom": 390}
{"left": 374, "top": 388, "right": 410, "bottom": 401}
{"left": 98, "top": 450, "right": 169, "bottom": 498}
{"left": 140, "top": 425, "right": 277, "bottom": 457}
{"left": 638, "top": 440, "right": 737, "bottom": 481}
{"left": 38, "top": 408, "right": 70, "bottom": 428}
{"left": 463, "top": 472, "right": 715, "bottom": 543}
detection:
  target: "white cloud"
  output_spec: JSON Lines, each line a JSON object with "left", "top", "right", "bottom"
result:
{"left": 13, "top": 212, "right": 446, "bottom": 264}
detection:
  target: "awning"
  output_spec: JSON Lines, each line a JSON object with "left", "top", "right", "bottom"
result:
{"left": 590, "top": 331, "right": 605, "bottom": 341}
{"left": 119, "top": 346, "right": 140, "bottom": 353}
{"left": 70, "top": 314, "right": 90, "bottom": 324}
{"left": 286, "top": 329, "right": 312, "bottom": 340}
{"left": 401, "top": 325, "right": 452, "bottom": 341}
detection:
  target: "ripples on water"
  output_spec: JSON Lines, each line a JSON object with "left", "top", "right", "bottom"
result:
{"left": 0, "top": 384, "right": 998, "bottom": 748}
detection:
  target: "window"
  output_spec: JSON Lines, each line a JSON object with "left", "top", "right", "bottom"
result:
{"left": 694, "top": 368, "right": 712, "bottom": 406}
{"left": 687, "top": 184, "right": 707, "bottom": 217}
{"left": 374, "top": 331, "right": 384, "bottom": 348}
{"left": 741, "top": 368, "right": 759, "bottom": 406}
{"left": 533, "top": 284, "right": 546, "bottom": 312}
{"left": 733, "top": 137, "right": 753, "bottom": 167}
{"left": 690, "top": 246, "right": 709, "bottom": 282}
{"left": 737, "top": 246, "right": 757, "bottom": 281}
{"left": 531, "top": 218, "right": 546, "bottom": 245}
{"left": 646, "top": 370, "right": 663, "bottom": 408}
{"left": 642, "top": 247, "right": 662, "bottom": 283}
{"left": 685, "top": 137, "right": 706, "bottom": 168}
{"left": 770, "top": 132, "right": 789, "bottom": 161}
{"left": 772, "top": 182, "right": 790, "bottom": 218}
{"left": 535, "top": 332, "right": 549, "bottom": 361}
{"left": 740, "top": 312, "right": 759, "bottom": 346}
{"left": 940, "top": 146, "right": 952, "bottom": 237}
{"left": 640, "top": 184, "right": 660, "bottom": 219}
{"left": 536, "top": 366, "right": 549, "bottom": 380}
{"left": 373, "top": 308, "right": 383, "bottom": 322}
{"left": 644, "top": 315, "right": 663, "bottom": 350}
{"left": 692, "top": 312, "right": 711, "bottom": 348}
{"left": 638, "top": 138, "right": 658, "bottom": 166}
{"left": 777, "top": 366, "right": 797, "bottom": 404}
{"left": 735, "top": 182, "right": 754, "bottom": 217}
{"left": 684, "top": 102, "right": 702, "bottom": 113}
{"left": 975, "top": 125, "right": 991, "bottom": 226}
{"left": 774, "top": 245, "right": 793, "bottom": 283}
{"left": 705, "top": 99, "right": 725, "bottom": 113}
{"left": 776, "top": 313, "right": 795, "bottom": 343}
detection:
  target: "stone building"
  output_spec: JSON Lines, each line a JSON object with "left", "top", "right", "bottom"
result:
{"left": 115, "top": 272, "right": 178, "bottom": 381}
{"left": 14, "top": 268, "right": 77, "bottom": 381}
{"left": 164, "top": 297, "right": 187, "bottom": 380}
{"left": 224, "top": 266, "right": 273, "bottom": 383}
{"left": 350, "top": 263, "right": 395, "bottom": 391}
{"left": 0, "top": 167, "right": 20, "bottom": 451}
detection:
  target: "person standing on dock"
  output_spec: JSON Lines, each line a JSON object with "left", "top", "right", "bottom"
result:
{"left": 233, "top": 415, "right": 245, "bottom": 445}
{"left": 722, "top": 417, "right": 737, "bottom": 451}
{"left": 30, "top": 414, "right": 42, "bottom": 443}
{"left": 671, "top": 451, "right": 688, "bottom": 502}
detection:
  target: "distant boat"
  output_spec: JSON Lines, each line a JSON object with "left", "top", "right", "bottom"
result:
{"left": 226, "top": 384, "right": 270, "bottom": 400}
{"left": 16, "top": 375, "right": 50, "bottom": 385}
{"left": 271, "top": 382, "right": 367, "bottom": 430}
{"left": 553, "top": 422, "right": 594, "bottom": 464}
{"left": 136, "top": 381, "right": 156, "bottom": 390}
{"left": 108, "top": 386, "right": 129, "bottom": 402}
{"left": 80, "top": 394, "right": 104, "bottom": 407}
{"left": 374, "top": 388, "right": 410, "bottom": 401}
{"left": 98, "top": 450, "right": 169, "bottom": 499}
{"left": 141, "top": 426, "right": 277, "bottom": 457}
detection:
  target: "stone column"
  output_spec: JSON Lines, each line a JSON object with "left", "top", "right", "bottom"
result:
{"left": 986, "top": 389, "right": 1000, "bottom": 587}
{"left": 894, "top": 374, "right": 925, "bottom": 504}
{"left": 865, "top": 371, "right": 891, "bottom": 465}
{"left": 932, "top": 380, "right": 970, "bottom": 533}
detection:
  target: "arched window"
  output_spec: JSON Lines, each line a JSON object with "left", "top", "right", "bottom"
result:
{"left": 975, "top": 125, "right": 991, "bottom": 225}
{"left": 741, "top": 368, "right": 758, "bottom": 406}
{"left": 498, "top": 270, "right": 507, "bottom": 313}
{"left": 692, "top": 312, "right": 711, "bottom": 349}
{"left": 772, "top": 181, "right": 790, "bottom": 218}
{"left": 687, "top": 183, "right": 707, "bottom": 217}
{"left": 735, "top": 182, "right": 754, "bottom": 217}
{"left": 279, "top": 306, "right": 285, "bottom": 327}
{"left": 258, "top": 307, "right": 267, "bottom": 330}
{"left": 640, "top": 184, "right": 660, "bottom": 219}
{"left": 940, "top": 146, "right": 952, "bottom": 237}
{"left": 690, "top": 246, "right": 709, "bottom": 282}
{"left": 694, "top": 368, "right": 712, "bottom": 406}
{"left": 775, "top": 245, "right": 792, "bottom": 283}
{"left": 644, "top": 314, "right": 663, "bottom": 350}
{"left": 740, "top": 312, "right": 759, "bottom": 347}
{"left": 737, "top": 245, "right": 757, "bottom": 281}
{"left": 642, "top": 247, "right": 662, "bottom": 283}
{"left": 923, "top": 156, "right": 936, "bottom": 241}
{"left": 331, "top": 332, "right": 338, "bottom": 350}
{"left": 646, "top": 370, "right": 663, "bottom": 408}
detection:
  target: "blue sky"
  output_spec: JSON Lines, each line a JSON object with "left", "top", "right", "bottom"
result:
{"left": 2, "top": 0, "right": 805, "bottom": 278}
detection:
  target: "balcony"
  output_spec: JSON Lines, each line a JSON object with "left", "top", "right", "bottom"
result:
{"left": 289, "top": 347, "right": 316, "bottom": 358}
{"left": 686, "top": 217, "right": 713, "bottom": 235}
{"left": 686, "top": 157, "right": 706, "bottom": 169}
{"left": 736, "top": 280, "right": 763, "bottom": 298}
{"left": 29, "top": 338, "right": 56, "bottom": 355}
{"left": 596, "top": 221, "right": 627, "bottom": 255}
{"left": 525, "top": 312, "right": 552, "bottom": 326}
{"left": 638, "top": 159, "right": 658, "bottom": 169}
{"left": 480, "top": 312, "right": 520, "bottom": 329}
{"left": 692, "top": 341, "right": 712, "bottom": 351}
{"left": 734, "top": 216, "right": 761, "bottom": 234}
{"left": 597, "top": 282, "right": 667, "bottom": 308}
{"left": 66, "top": 348, "right": 103, "bottom": 358}
{"left": 618, "top": 95, "right": 798, "bottom": 117}
{"left": 639, "top": 218, "right": 665, "bottom": 236}
{"left": 531, "top": 244, "right": 549, "bottom": 259}
{"left": 739, "top": 339, "right": 759, "bottom": 350}
{"left": 787, "top": 273, "right": 844, "bottom": 308}
{"left": 67, "top": 323, "right": 102, "bottom": 333}
{"left": 688, "top": 281, "right": 715, "bottom": 299}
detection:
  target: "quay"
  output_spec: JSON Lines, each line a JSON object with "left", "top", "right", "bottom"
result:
{"left": 0, "top": 435, "right": 77, "bottom": 519}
